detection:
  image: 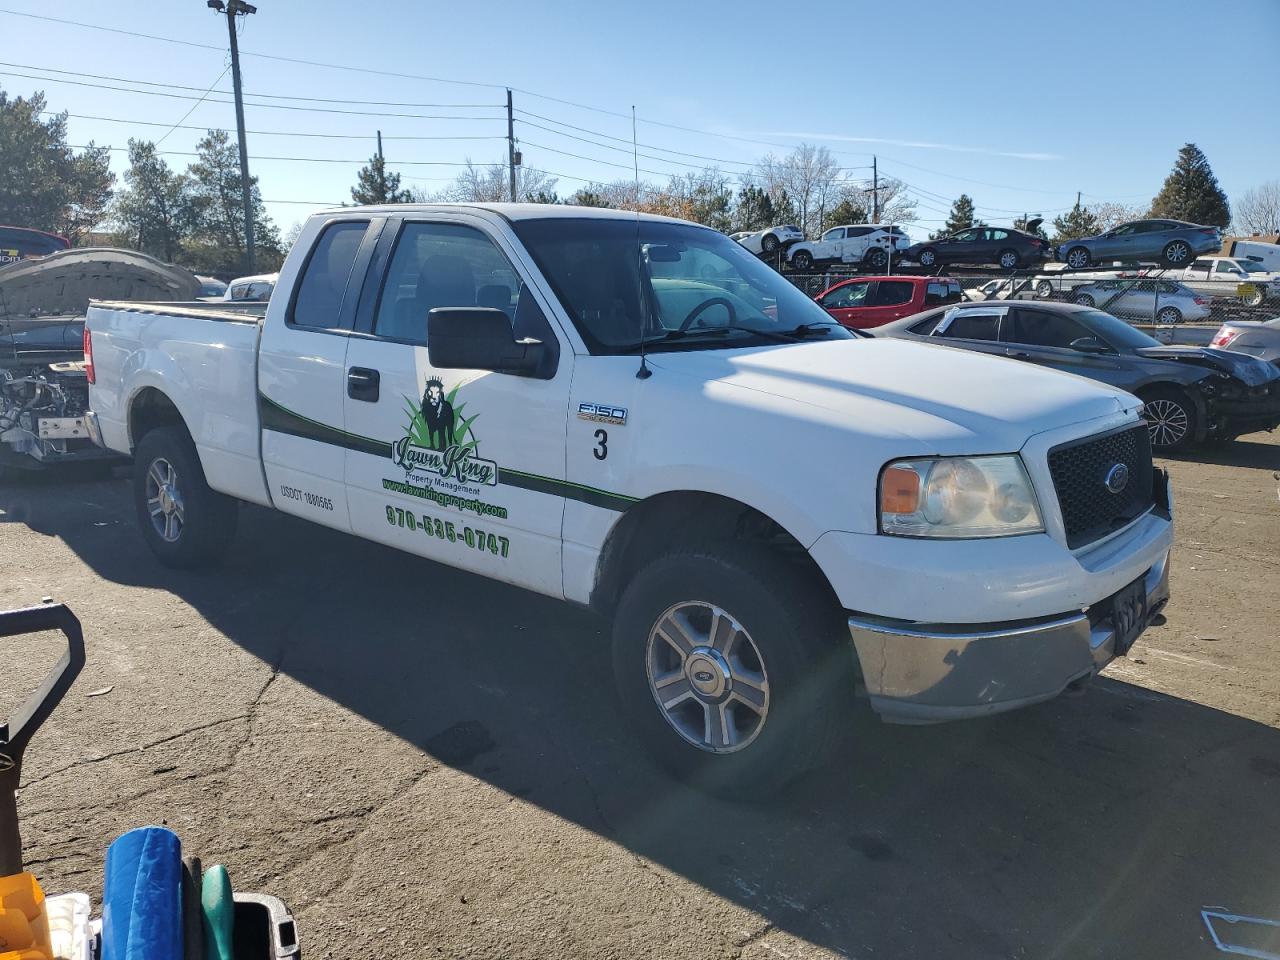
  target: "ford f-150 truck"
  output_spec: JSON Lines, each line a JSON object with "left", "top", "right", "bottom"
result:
{"left": 84, "top": 204, "right": 1173, "bottom": 791}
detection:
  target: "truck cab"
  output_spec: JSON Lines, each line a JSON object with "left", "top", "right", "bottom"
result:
{"left": 1182, "top": 257, "right": 1280, "bottom": 305}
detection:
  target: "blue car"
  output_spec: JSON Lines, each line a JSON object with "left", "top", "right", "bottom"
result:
{"left": 1058, "top": 219, "right": 1221, "bottom": 270}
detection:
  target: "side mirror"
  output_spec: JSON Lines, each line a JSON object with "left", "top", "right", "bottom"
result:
{"left": 1070, "top": 336, "right": 1112, "bottom": 355}
{"left": 427, "top": 307, "right": 547, "bottom": 377}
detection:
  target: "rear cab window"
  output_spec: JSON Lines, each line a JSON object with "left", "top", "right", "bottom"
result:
{"left": 290, "top": 220, "right": 371, "bottom": 330}
{"left": 924, "top": 280, "right": 961, "bottom": 306}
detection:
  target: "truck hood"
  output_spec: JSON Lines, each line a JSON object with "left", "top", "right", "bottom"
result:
{"left": 1134, "top": 345, "right": 1280, "bottom": 386}
{"left": 0, "top": 247, "right": 199, "bottom": 318}
{"left": 648, "top": 338, "right": 1132, "bottom": 452}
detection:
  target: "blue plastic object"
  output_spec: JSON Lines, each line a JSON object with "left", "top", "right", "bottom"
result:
{"left": 101, "top": 826, "right": 183, "bottom": 960}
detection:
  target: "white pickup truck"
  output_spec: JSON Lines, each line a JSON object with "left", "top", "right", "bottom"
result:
{"left": 1181, "top": 257, "right": 1280, "bottom": 306}
{"left": 84, "top": 204, "right": 1173, "bottom": 790}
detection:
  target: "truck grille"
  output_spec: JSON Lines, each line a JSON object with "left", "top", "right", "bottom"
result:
{"left": 1048, "top": 424, "right": 1154, "bottom": 549}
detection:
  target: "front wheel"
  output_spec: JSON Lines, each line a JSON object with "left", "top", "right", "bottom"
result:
{"left": 1065, "top": 246, "right": 1091, "bottom": 269}
{"left": 1161, "top": 240, "right": 1192, "bottom": 267}
{"left": 1074, "top": 293, "right": 1096, "bottom": 307}
{"left": 791, "top": 250, "right": 814, "bottom": 271}
{"left": 1241, "top": 284, "right": 1264, "bottom": 308}
{"left": 761, "top": 233, "right": 780, "bottom": 254}
{"left": 1141, "top": 386, "right": 1197, "bottom": 453}
{"left": 133, "top": 426, "right": 238, "bottom": 568}
{"left": 1035, "top": 279, "right": 1054, "bottom": 298}
{"left": 863, "top": 247, "right": 888, "bottom": 270}
{"left": 611, "top": 544, "right": 854, "bottom": 795}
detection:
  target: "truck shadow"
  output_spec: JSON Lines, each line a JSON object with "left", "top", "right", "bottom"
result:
{"left": 5, "top": 476, "right": 1280, "bottom": 959}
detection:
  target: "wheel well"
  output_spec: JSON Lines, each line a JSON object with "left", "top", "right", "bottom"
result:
{"left": 129, "top": 387, "right": 187, "bottom": 450}
{"left": 589, "top": 491, "right": 837, "bottom": 615}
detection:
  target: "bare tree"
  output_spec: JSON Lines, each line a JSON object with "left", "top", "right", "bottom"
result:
{"left": 751, "top": 145, "right": 842, "bottom": 237}
{"left": 421, "top": 161, "right": 558, "bottom": 203}
{"left": 1234, "top": 181, "right": 1280, "bottom": 235}
{"left": 1090, "top": 201, "right": 1149, "bottom": 232}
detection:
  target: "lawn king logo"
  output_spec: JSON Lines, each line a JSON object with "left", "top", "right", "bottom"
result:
{"left": 391, "top": 378, "right": 497, "bottom": 486}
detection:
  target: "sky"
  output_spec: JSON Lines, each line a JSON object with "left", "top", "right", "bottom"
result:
{"left": 2, "top": 0, "right": 1277, "bottom": 242}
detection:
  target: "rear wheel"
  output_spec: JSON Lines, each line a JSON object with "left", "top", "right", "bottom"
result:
{"left": 761, "top": 233, "right": 780, "bottom": 254}
{"left": 1140, "top": 386, "right": 1197, "bottom": 453}
{"left": 1074, "top": 293, "right": 1096, "bottom": 307}
{"left": 863, "top": 247, "right": 888, "bottom": 270}
{"left": 133, "top": 426, "right": 238, "bottom": 568}
{"left": 1155, "top": 305, "right": 1183, "bottom": 324}
{"left": 998, "top": 249, "right": 1020, "bottom": 270}
{"left": 1065, "top": 246, "right": 1091, "bottom": 269}
{"left": 1161, "top": 240, "right": 1192, "bottom": 267}
{"left": 791, "top": 250, "right": 814, "bottom": 271}
{"left": 611, "top": 543, "right": 854, "bottom": 795}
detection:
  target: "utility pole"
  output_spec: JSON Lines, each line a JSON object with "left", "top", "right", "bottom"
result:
{"left": 506, "top": 88, "right": 518, "bottom": 203}
{"left": 208, "top": 0, "right": 257, "bottom": 273}
{"left": 1076, "top": 190, "right": 1082, "bottom": 211}
{"left": 376, "top": 130, "right": 386, "bottom": 202}
{"left": 872, "top": 155, "right": 879, "bottom": 224}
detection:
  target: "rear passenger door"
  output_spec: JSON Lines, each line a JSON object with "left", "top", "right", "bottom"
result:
{"left": 340, "top": 213, "right": 572, "bottom": 598}
{"left": 861, "top": 279, "right": 917, "bottom": 326}
{"left": 258, "top": 216, "right": 383, "bottom": 532}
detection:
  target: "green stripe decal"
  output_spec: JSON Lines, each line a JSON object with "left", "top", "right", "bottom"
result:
{"left": 259, "top": 394, "right": 635, "bottom": 512}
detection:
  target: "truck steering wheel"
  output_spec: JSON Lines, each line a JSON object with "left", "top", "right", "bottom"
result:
{"left": 679, "top": 297, "right": 737, "bottom": 331}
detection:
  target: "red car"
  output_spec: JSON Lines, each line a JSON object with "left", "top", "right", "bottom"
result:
{"left": 814, "top": 275, "right": 962, "bottom": 329}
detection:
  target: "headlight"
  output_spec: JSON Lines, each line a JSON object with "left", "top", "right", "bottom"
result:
{"left": 879, "top": 455, "right": 1043, "bottom": 538}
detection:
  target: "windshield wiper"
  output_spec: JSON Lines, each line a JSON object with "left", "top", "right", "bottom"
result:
{"left": 621, "top": 323, "right": 805, "bottom": 352}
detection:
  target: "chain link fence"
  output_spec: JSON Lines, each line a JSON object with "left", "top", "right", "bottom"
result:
{"left": 783, "top": 268, "right": 1280, "bottom": 344}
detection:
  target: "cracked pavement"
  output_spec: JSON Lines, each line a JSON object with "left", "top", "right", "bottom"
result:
{"left": 2, "top": 432, "right": 1279, "bottom": 959}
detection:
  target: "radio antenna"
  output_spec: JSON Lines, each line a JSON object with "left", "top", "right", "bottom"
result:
{"left": 632, "top": 104, "right": 651, "bottom": 380}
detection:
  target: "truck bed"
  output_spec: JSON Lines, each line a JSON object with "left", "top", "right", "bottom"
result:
{"left": 90, "top": 299, "right": 269, "bottom": 322}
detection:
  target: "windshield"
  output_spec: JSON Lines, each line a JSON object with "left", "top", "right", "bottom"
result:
{"left": 1078, "top": 308, "right": 1162, "bottom": 349}
{"left": 511, "top": 217, "right": 851, "bottom": 354}
{"left": 1236, "top": 260, "right": 1267, "bottom": 274}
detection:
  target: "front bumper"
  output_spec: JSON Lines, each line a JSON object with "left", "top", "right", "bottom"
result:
{"left": 848, "top": 548, "right": 1170, "bottom": 723}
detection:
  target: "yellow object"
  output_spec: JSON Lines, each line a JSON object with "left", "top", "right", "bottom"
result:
{"left": 0, "top": 873, "right": 52, "bottom": 960}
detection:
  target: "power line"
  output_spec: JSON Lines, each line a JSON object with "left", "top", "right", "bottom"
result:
{"left": 48, "top": 111, "right": 505, "bottom": 141}
{"left": 74, "top": 145, "right": 493, "bottom": 167}
{"left": 156, "top": 64, "right": 230, "bottom": 146}
{"left": 0, "top": 69, "right": 504, "bottom": 121}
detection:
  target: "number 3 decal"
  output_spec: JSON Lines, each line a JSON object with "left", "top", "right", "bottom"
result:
{"left": 593, "top": 429, "right": 608, "bottom": 460}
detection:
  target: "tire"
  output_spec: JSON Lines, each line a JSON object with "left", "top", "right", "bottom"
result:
{"left": 1161, "top": 240, "right": 1192, "bottom": 267}
{"left": 1140, "top": 385, "right": 1197, "bottom": 453}
{"left": 863, "top": 247, "right": 888, "bottom": 270}
{"left": 1155, "top": 305, "right": 1183, "bottom": 325}
{"left": 791, "top": 250, "right": 814, "bottom": 271}
{"left": 1241, "top": 284, "right": 1264, "bottom": 308}
{"left": 998, "top": 249, "right": 1020, "bottom": 270}
{"left": 917, "top": 247, "right": 938, "bottom": 268}
{"left": 1035, "top": 279, "right": 1053, "bottom": 298}
{"left": 1074, "top": 293, "right": 1096, "bottom": 307}
{"left": 611, "top": 543, "right": 855, "bottom": 795}
{"left": 761, "top": 233, "right": 780, "bottom": 255}
{"left": 133, "top": 426, "right": 238, "bottom": 568}
{"left": 1065, "top": 246, "right": 1092, "bottom": 270}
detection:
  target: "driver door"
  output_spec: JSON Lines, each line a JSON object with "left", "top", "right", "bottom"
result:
{"left": 1003, "top": 307, "right": 1125, "bottom": 386}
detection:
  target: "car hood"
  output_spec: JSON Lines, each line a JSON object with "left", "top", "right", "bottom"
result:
{"left": 648, "top": 338, "right": 1133, "bottom": 452}
{"left": 1134, "top": 345, "right": 1280, "bottom": 386}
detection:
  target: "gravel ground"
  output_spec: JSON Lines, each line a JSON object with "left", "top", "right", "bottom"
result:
{"left": 2, "top": 432, "right": 1278, "bottom": 959}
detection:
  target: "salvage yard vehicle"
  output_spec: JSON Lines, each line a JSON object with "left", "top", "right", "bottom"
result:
{"left": 816, "top": 275, "right": 962, "bottom": 328}
{"left": 1071, "top": 277, "right": 1211, "bottom": 324}
{"left": 903, "top": 221, "right": 1050, "bottom": 270}
{"left": 732, "top": 224, "right": 803, "bottom": 256}
{"left": 1181, "top": 257, "right": 1280, "bottom": 306}
{"left": 86, "top": 203, "right": 1175, "bottom": 791}
{"left": 1, "top": 248, "right": 198, "bottom": 469}
{"left": 0, "top": 225, "right": 69, "bottom": 264}
{"left": 786, "top": 224, "right": 906, "bottom": 271}
{"left": 223, "top": 272, "right": 278, "bottom": 302}
{"left": 1058, "top": 219, "right": 1221, "bottom": 270}
{"left": 873, "top": 300, "right": 1280, "bottom": 451}
{"left": 1211, "top": 316, "right": 1280, "bottom": 365}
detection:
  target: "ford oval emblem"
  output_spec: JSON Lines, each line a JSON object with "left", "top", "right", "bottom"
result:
{"left": 1104, "top": 463, "right": 1130, "bottom": 494}
{"left": 693, "top": 670, "right": 715, "bottom": 683}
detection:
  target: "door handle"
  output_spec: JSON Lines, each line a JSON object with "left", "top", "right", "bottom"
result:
{"left": 347, "top": 366, "right": 380, "bottom": 402}
{"left": 1010, "top": 351, "right": 1032, "bottom": 360}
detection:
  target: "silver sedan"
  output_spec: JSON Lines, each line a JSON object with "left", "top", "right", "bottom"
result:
{"left": 1058, "top": 219, "right": 1221, "bottom": 269}
{"left": 1071, "top": 278, "right": 1211, "bottom": 324}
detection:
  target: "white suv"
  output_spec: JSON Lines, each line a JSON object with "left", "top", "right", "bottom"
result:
{"left": 787, "top": 225, "right": 907, "bottom": 271}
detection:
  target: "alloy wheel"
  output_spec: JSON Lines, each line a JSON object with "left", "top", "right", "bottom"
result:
{"left": 1067, "top": 248, "right": 1089, "bottom": 269}
{"left": 1000, "top": 251, "right": 1018, "bottom": 269}
{"left": 145, "top": 457, "right": 185, "bottom": 543}
{"left": 1157, "top": 306, "right": 1182, "bottom": 324}
{"left": 1145, "top": 399, "right": 1189, "bottom": 448}
{"left": 1165, "top": 241, "right": 1190, "bottom": 264}
{"left": 646, "top": 601, "right": 770, "bottom": 754}
{"left": 920, "top": 250, "right": 936, "bottom": 267}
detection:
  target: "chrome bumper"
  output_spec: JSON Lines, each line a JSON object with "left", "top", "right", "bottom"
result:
{"left": 83, "top": 410, "right": 105, "bottom": 448}
{"left": 848, "top": 550, "right": 1171, "bottom": 724}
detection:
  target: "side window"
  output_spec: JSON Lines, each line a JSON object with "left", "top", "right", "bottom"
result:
{"left": 1112, "top": 224, "right": 1135, "bottom": 236}
{"left": 1191, "top": 259, "right": 1211, "bottom": 271}
{"left": 822, "top": 228, "right": 845, "bottom": 242}
{"left": 847, "top": 227, "right": 871, "bottom": 238}
{"left": 820, "top": 282, "right": 868, "bottom": 308}
{"left": 870, "top": 280, "right": 914, "bottom": 307}
{"left": 937, "top": 310, "right": 1000, "bottom": 341}
{"left": 989, "top": 229, "right": 1008, "bottom": 240}
{"left": 924, "top": 281, "right": 958, "bottom": 306}
{"left": 1157, "top": 281, "right": 1179, "bottom": 294}
{"left": 1008, "top": 309, "right": 1092, "bottom": 349}
{"left": 290, "top": 220, "right": 369, "bottom": 329}
{"left": 909, "top": 310, "right": 945, "bottom": 335}
{"left": 374, "top": 221, "right": 523, "bottom": 343}
{"left": 1214, "top": 261, "right": 1236, "bottom": 274}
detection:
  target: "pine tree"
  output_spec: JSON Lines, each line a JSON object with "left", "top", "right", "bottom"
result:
{"left": 112, "top": 139, "right": 188, "bottom": 262}
{"left": 822, "top": 197, "right": 867, "bottom": 233}
{"left": 350, "top": 151, "right": 411, "bottom": 205}
{"left": 1052, "top": 202, "right": 1101, "bottom": 243}
{"left": 1149, "top": 143, "right": 1230, "bottom": 228}
{"left": 735, "top": 185, "right": 776, "bottom": 231}
{"left": 932, "top": 194, "right": 978, "bottom": 239}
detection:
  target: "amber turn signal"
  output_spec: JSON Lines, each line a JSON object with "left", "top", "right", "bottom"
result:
{"left": 880, "top": 465, "right": 921, "bottom": 515}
